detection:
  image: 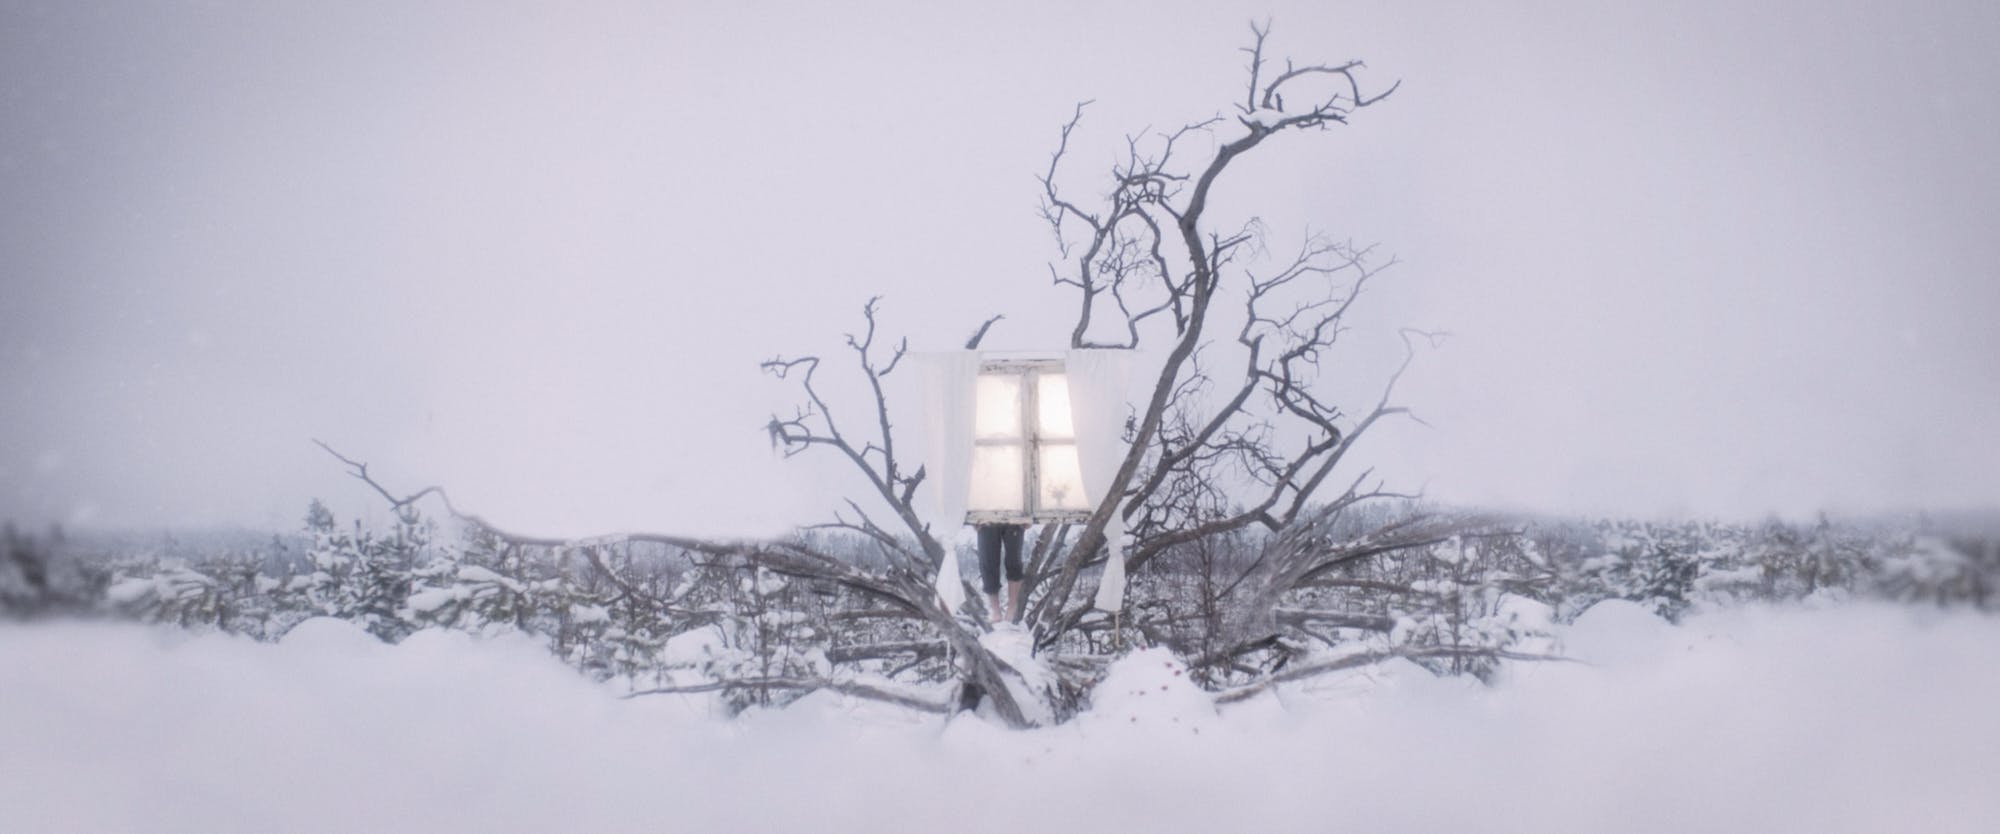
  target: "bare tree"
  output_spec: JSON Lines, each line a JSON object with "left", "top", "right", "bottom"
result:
{"left": 752, "top": 22, "right": 1480, "bottom": 706}
{"left": 319, "top": 23, "right": 1468, "bottom": 726}
{"left": 315, "top": 433, "right": 1039, "bottom": 725}
{"left": 1011, "top": 23, "right": 1464, "bottom": 675}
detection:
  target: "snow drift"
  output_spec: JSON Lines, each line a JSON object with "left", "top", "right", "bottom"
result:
{"left": 3, "top": 602, "right": 1996, "bottom": 834}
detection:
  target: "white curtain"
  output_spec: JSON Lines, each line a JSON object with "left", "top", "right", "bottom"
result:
{"left": 914, "top": 350, "right": 980, "bottom": 610}
{"left": 1066, "top": 349, "right": 1134, "bottom": 612}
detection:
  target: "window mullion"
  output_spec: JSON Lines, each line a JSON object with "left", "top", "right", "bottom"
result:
{"left": 1022, "top": 369, "right": 1040, "bottom": 519}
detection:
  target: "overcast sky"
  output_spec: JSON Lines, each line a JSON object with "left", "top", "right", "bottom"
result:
{"left": 3, "top": 0, "right": 1996, "bottom": 537}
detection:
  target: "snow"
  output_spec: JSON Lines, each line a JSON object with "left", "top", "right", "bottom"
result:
{"left": 4, "top": 604, "right": 1998, "bottom": 833}
{"left": 103, "top": 568, "right": 212, "bottom": 606}
{"left": 103, "top": 576, "right": 157, "bottom": 605}
{"left": 402, "top": 587, "right": 461, "bottom": 615}
{"left": 1080, "top": 648, "right": 1216, "bottom": 735}
{"left": 1560, "top": 597, "right": 1678, "bottom": 665}
{"left": 279, "top": 615, "right": 387, "bottom": 652}
{"left": 1243, "top": 107, "right": 1288, "bottom": 128}
{"left": 977, "top": 624, "right": 1056, "bottom": 726}
{"left": 455, "top": 565, "right": 523, "bottom": 590}
{"left": 660, "top": 623, "right": 725, "bottom": 666}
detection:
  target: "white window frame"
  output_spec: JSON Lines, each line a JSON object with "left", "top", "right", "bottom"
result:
{"left": 965, "top": 357, "right": 1092, "bottom": 525}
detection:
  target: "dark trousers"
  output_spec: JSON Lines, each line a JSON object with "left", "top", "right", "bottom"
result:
{"left": 976, "top": 524, "right": 1025, "bottom": 594}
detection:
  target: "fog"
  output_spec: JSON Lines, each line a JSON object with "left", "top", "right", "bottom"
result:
{"left": 3, "top": 0, "right": 1995, "bottom": 538}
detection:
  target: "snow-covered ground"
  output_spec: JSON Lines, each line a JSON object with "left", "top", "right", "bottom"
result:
{"left": 4, "top": 602, "right": 1996, "bottom": 834}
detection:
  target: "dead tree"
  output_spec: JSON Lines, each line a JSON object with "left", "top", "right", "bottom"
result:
{"left": 1009, "top": 23, "right": 1473, "bottom": 680}
{"left": 755, "top": 297, "right": 1046, "bottom": 723}
{"left": 320, "top": 23, "right": 1473, "bottom": 724}
{"left": 760, "top": 23, "right": 1480, "bottom": 702}
{"left": 314, "top": 433, "right": 1038, "bottom": 725}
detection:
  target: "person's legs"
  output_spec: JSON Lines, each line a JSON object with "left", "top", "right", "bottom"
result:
{"left": 976, "top": 524, "right": 1004, "bottom": 620}
{"left": 1002, "top": 525, "right": 1025, "bottom": 623}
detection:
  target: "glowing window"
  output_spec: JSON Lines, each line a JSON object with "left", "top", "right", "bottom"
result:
{"left": 966, "top": 358, "right": 1091, "bottom": 523}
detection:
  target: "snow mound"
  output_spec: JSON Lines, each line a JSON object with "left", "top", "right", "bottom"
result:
{"left": 394, "top": 625, "right": 476, "bottom": 654}
{"left": 278, "top": 616, "right": 382, "bottom": 652}
{"left": 1083, "top": 647, "right": 1215, "bottom": 733}
{"left": 660, "top": 624, "right": 725, "bottom": 666}
{"left": 978, "top": 625, "right": 1055, "bottom": 726}
{"left": 1562, "top": 598, "right": 1676, "bottom": 666}
{"left": 5, "top": 604, "right": 2000, "bottom": 833}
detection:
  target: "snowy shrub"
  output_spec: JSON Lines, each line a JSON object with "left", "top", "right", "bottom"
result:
{"left": 101, "top": 549, "right": 294, "bottom": 638}
{"left": 104, "top": 563, "right": 224, "bottom": 627}
{"left": 297, "top": 502, "right": 431, "bottom": 641}
{"left": 21, "top": 497, "right": 2000, "bottom": 725}
{"left": 1, "top": 523, "right": 109, "bottom": 617}
{"left": 0, "top": 524, "right": 56, "bottom": 615}
{"left": 1332, "top": 533, "right": 1560, "bottom": 679}
{"left": 1562, "top": 521, "right": 1710, "bottom": 622}
{"left": 1124, "top": 521, "right": 1563, "bottom": 686}
{"left": 1872, "top": 535, "right": 1995, "bottom": 607}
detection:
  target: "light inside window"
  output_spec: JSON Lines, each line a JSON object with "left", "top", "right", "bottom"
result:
{"left": 975, "top": 375, "right": 1022, "bottom": 440}
{"left": 1037, "top": 444, "right": 1089, "bottom": 511}
{"left": 968, "top": 445, "right": 1024, "bottom": 512}
{"left": 1036, "top": 373, "right": 1075, "bottom": 439}
{"left": 966, "top": 361, "right": 1092, "bottom": 521}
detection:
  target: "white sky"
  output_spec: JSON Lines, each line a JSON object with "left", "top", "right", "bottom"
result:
{"left": 3, "top": 0, "right": 1996, "bottom": 537}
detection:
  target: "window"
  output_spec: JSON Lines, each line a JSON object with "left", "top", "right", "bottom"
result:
{"left": 966, "top": 357, "right": 1091, "bottom": 523}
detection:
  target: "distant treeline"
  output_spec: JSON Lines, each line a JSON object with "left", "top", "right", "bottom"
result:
{"left": 3, "top": 505, "right": 1996, "bottom": 709}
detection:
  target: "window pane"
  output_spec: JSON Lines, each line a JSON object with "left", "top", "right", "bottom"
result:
{"left": 1038, "top": 443, "right": 1091, "bottom": 511}
{"left": 967, "top": 445, "right": 1025, "bottom": 513}
{"left": 1037, "top": 373, "right": 1075, "bottom": 439}
{"left": 975, "top": 374, "right": 1022, "bottom": 440}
